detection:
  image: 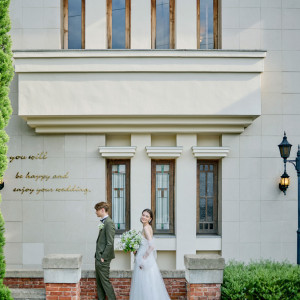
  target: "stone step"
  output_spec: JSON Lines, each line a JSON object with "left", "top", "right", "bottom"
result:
{"left": 10, "top": 288, "right": 46, "bottom": 300}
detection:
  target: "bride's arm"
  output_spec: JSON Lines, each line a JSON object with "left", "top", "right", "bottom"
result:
{"left": 142, "top": 226, "right": 155, "bottom": 260}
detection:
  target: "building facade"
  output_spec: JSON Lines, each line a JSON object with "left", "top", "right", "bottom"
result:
{"left": 2, "top": 0, "right": 299, "bottom": 272}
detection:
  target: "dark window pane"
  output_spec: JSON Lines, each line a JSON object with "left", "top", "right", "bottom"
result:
{"left": 199, "top": 0, "right": 214, "bottom": 49}
{"left": 207, "top": 197, "right": 213, "bottom": 221}
{"left": 156, "top": 0, "right": 170, "bottom": 49}
{"left": 112, "top": 0, "right": 126, "bottom": 49}
{"left": 207, "top": 172, "right": 214, "bottom": 197}
{"left": 156, "top": 164, "right": 170, "bottom": 230}
{"left": 111, "top": 164, "right": 126, "bottom": 230}
{"left": 68, "top": 0, "right": 82, "bottom": 49}
{"left": 200, "top": 172, "right": 206, "bottom": 197}
{"left": 200, "top": 197, "right": 206, "bottom": 220}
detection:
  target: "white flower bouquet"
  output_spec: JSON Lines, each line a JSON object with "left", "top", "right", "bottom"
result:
{"left": 118, "top": 229, "right": 142, "bottom": 253}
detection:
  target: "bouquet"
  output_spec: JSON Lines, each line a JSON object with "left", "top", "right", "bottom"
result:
{"left": 118, "top": 229, "right": 142, "bottom": 253}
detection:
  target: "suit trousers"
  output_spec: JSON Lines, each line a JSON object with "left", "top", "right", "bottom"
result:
{"left": 95, "top": 259, "right": 116, "bottom": 300}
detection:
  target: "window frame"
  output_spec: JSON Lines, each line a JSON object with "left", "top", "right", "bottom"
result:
{"left": 151, "top": 0, "right": 175, "bottom": 49}
{"left": 63, "top": 0, "right": 85, "bottom": 49}
{"left": 107, "top": 0, "right": 131, "bottom": 49}
{"left": 106, "top": 159, "right": 131, "bottom": 234}
{"left": 151, "top": 159, "right": 175, "bottom": 235}
{"left": 197, "top": 0, "right": 219, "bottom": 49}
{"left": 196, "top": 160, "right": 218, "bottom": 235}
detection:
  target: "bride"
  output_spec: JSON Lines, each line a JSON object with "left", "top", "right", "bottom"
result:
{"left": 130, "top": 208, "right": 170, "bottom": 300}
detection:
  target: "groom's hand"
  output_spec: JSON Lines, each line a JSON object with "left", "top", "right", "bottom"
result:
{"left": 101, "top": 258, "right": 104, "bottom": 263}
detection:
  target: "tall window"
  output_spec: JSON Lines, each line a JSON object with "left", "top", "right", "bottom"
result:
{"left": 151, "top": 160, "right": 175, "bottom": 234}
{"left": 63, "top": 0, "right": 85, "bottom": 49}
{"left": 151, "top": 0, "right": 175, "bottom": 49}
{"left": 197, "top": 0, "right": 219, "bottom": 49}
{"left": 107, "top": 0, "right": 131, "bottom": 49}
{"left": 107, "top": 160, "right": 130, "bottom": 234}
{"left": 197, "top": 160, "right": 218, "bottom": 234}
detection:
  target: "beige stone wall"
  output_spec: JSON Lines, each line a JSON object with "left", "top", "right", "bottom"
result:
{"left": 2, "top": 0, "right": 299, "bottom": 269}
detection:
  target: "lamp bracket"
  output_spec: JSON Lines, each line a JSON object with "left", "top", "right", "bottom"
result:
{"left": 287, "top": 159, "right": 297, "bottom": 170}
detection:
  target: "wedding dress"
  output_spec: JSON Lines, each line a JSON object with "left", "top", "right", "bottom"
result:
{"left": 130, "top": 236, "right": 170, "bottom": 300}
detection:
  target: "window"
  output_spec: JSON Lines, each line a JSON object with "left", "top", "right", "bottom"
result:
{"left": 107, "top": 0, "right": 131, "bottom": 49}
{"left": 151, "top": 0, "right": 175, "bottom": 49}
{"left": 197, "top": 160, "right": 218, "bottom": 234}
{"left": 151, "top": 160, "right": 175, "bottom": 234}
{"left": 107, "top": 160, "right": 130, "bottom": 233}
{"left": 63, "top": 0, "right": 85, "bottom": 49}
{"left": 197, "top": 0, "right": 219, "bottom": 49}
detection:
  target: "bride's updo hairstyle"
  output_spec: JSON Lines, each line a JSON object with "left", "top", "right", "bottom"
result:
{"left": 141, "top": 208, "right": 153, "bottom": 225}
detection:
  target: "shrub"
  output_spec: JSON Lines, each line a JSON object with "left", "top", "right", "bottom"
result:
{"left": 0, "top": 0, "right": 14, "bottom": 299}
{"left": 222, "top": 260, "right": 300, "bottom": 300}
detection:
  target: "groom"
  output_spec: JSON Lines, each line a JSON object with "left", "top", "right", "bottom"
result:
{"left": 94, "top": 202, "right": 116, "bottom": 300}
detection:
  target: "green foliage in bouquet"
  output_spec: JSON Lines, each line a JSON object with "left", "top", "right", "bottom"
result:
{"left": 0, "top": 0, "right": 14, "bottom": 299}
{"left": 222, "top": 260, "right": 300, "bottom": 300}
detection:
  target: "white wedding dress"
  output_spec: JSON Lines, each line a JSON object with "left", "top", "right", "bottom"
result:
{"left": 130, "top": 236, "right": 170, "bottom": 300}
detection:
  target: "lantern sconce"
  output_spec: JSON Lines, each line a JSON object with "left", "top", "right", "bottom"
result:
{"left": 278, "top": 132, "right": 293, "bottom": 195}
{"left": 279, "top": 171, "right": 290, "bottom": 195}
{"left": 0, "top": 178, "right": 4, "bottom": 190}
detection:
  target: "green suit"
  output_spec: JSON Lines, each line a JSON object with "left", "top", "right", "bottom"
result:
{"left": 95, "top": 216, "right": 116, "bottom": 300}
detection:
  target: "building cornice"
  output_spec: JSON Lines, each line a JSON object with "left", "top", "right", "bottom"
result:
{"left": 99, "top": 146, "right": 136, "bottom": 158}
{"left": 192, "top": 147, "right": 230, "bottom": 159}
{"left": 14, "top": 50, "right": 266, "bottom": 73}
{"left": 145, "top": 146, "right": 183, "bottom": 158}
{"left": 25, "top": 116, "right": 256, "bottom": 134}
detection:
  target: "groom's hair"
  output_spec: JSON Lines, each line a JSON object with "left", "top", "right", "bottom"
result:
{"left": 94, "top": 202, "right": 110, "bottom": 212}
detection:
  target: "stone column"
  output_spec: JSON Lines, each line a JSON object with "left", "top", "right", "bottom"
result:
{"left": 43, "top": 254, "right": 83, "bottom": 300}
{"left": 184, "top": 254, "right": 225, "bottom": 300}
{"left": 130, "top": 134, "right": 151, "bottom": 268}
{"left": 176, "top": 134, "right": 197, "bottom": 269}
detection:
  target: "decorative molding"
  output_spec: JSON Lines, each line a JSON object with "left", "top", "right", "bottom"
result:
{"left": 99, "top": 146, "right": 136, "bottom": 158}
{"left": 145, "top": 147, "right": 183, "bottom": 158}
{"left": 192, "top": 147, "right": 230, "bottom": 159}
{"left": 14, "top": 50, "right": 266, "bottom": 74}
{"left": 25, "top": 116, "right": 255, "bottom": 134}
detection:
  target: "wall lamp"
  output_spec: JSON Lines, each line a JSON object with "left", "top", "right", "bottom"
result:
{"left": 278, "top": 132, "right": 300, "bottom": 265}
{"left": 0, "top": 178, "right": 4, "bottom": 190}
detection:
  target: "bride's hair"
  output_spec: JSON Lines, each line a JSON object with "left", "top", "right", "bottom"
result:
{"left": 140, "top": 208, "right": 153, "bottom": 225}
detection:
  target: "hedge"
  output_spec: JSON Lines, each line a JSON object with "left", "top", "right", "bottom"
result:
{"left": 222, "top": 260, "right": 300, "bottom": 300}
{"left": 0, "top": 0, "right": 14, "bottom": 299}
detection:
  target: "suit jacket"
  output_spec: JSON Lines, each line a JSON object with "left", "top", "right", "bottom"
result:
{"left": 95, "top": 216, "right": 115, "bottom": 261}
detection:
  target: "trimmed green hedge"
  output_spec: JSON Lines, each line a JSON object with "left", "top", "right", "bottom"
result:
{"left": 222, "top": 260, "right": 300, "bottom": 300}
{"left": 0, "top": 0, "right": 14, "bottom": 299}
